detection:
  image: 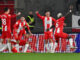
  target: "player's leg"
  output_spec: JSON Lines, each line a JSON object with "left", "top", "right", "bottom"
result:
{"left": 61, "top": 32, "right": 75, "bottom": 48}
{"left": 49, "top": 38, "right": 54, "bottom": 53}
{"left": 7, "top": 38, "right": 12, "bottom": 53}
{"left": 51, "top": 34, "right": 59, "bottom": 53}
{"left": 44, "top": 32, "right": 50, "bottom": 52}
{"left": 22, "top": 34, "right": 29, "bottom": 53}
{"left": 0, "top": 31, "right": 5, "bottom": 46}
{"left": 0, "top": 32, "right": 7, "bottom": 52}
{"left": 6, "top": 32, "right": 12, "bottom": 53}
{"left": 0, "top": 39, "right": 3, "bottom": 47}
{"left": 0, "top": 39, "right": 7, "bottom": 52}
{"left": 15, "top": 40, "right": 20, "bottom": 53}
{"left": 48, "top": 32, "right": 54, "bottom": 53}
{"left": 18, "top": 30, "right": 29, "bottom": 53}
{"left": 68, "top": 35, "right": 76, "bottom": 48}
{"left": 23, "top": 43, "right": 29, "bottom": 53}
{"left": 23, "top": 30, "right": 30, "bottom": 53}
{"left": 13, "top": 30, "right": 20, "bottom": 53}
{"left": 15, "top": 33, "right": 22, "bottom": 53}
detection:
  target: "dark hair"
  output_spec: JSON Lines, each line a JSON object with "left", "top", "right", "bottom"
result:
{"left": 4, "top": 7, "right": 9, "bottom": 12}
{"left": 45, "top": 10, "right": 50, "bottom": 13}
{"left": 44, "top": 9, "right": 50, "bottom": 13}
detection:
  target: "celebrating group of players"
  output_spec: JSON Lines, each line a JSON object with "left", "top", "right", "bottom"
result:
{"left": 0, "top": 7, "right": 32, "bottom": 53}
{"left": 0, "top": 5, "right": 76, "bottom": 53}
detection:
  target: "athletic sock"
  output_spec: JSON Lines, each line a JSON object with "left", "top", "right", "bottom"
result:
{"left": 69, "top": 38, "right": 73, "bottom": 48}
{"left": 7, "top": 43, "right": 12, "bottom": 53}
{"left": 15, "top": 44, "right": 20, "bottom": 52}
{"left": 45, "top": 44, "right": 49, "bottom": 51}
{"left": 49, "top": 43, "right": 54, "bottom": 52}
{"left": 52, "top": 42, "right": 58, "bottom": 53}
{"left": 23, "top": 44, "right": 29, "bottom": 53}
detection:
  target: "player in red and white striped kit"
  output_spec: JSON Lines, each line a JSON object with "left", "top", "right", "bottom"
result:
{"left": 13, "top": 17, "right": 32, "bottom": 53}
{"left": 0, "top": 7, "right": 21, "bottom": 52}
{"left": 48, "top": 5, "right": 76, "bottom": 53}
{"left": 36, "top": 11, "right": 56, "bottom": 53}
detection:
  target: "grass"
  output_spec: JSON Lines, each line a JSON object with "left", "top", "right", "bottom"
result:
{"left": 0, "top": 53, "right": 80, "bottom": 60}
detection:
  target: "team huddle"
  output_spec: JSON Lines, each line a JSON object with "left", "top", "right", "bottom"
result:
{"left": 0, "top": 5, "right": 76, "bottom": 53}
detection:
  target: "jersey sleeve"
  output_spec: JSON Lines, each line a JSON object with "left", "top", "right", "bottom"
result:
{"left": 11, "top": 14, "right": 17, "bottom": 18}
{"left": 52, "top": 17, "right": 56, "bottom": 22}
{"left": 60, "top": 17, "right": 65, "bottom": 21}
{"left": 36, "top": 13, "right": 44, "bottom": 20}
{"left": 25, "top": 21, "right": 30, "bottom": 30}
{"left": 13, "top": 21, "right": 19, "bottom": 29}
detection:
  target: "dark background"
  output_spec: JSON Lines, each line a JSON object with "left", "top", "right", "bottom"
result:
{"left": 0, "top": 0, "right": 78, "bottom": 33}
{"left": 16, "top": 0, "right": 77, "bottom": 33}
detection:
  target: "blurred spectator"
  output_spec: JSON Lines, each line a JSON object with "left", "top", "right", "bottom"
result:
{"left": 26, "top": 11, "right": 35, "bottom": 30}
{"left": 76, "top": 0, "right": 80, "bottom": 11}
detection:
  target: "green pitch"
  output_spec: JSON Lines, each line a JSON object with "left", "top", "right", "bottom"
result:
{"left": 0, "top": 53, "right": 80, "bottom": 60}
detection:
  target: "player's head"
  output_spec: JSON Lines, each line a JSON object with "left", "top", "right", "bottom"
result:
{"left": 45, "top": 11, "right": 50, "bottom": 17}
{"left": 4, "top": 7, "right": 10, "bottom": 14}
{"left": 20, "top": 17, "right": 25, "bottom": 22}
{"left": 57, "top": 13, "right": 63, "bottom": 18}
{"left": 29, "top": 11, "right": 33, "bottom": 15}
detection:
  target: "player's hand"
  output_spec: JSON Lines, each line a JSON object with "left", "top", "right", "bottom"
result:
{"left": 29, "top": 32, "right": 32, "bottom": 36}
{"left": 29, "top": 30, "right": 32, "bottom": 36}
{"left": 35, "top": 11, "right": 39, "bottom": 14}
{"left": 17, "top": 12, "right": 21, "bottom": 16}
{"left": 69, "top": 5, "right": 73, "bottom": 12}
{"left": 29, "top": 22, "right": 32, "bottom": 24}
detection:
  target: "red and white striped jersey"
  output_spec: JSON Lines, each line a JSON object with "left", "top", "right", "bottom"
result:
{"left": 14, "top": 20, "right": 30, "bottom": 34}
{"left": 36, "top": 13, "right": 56, "bottom": 32}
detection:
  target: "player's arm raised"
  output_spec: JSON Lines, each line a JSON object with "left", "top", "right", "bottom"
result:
{"left": 11, "top": 12, "right": 21, "bottom": 18}
{"left": 52, "top": 17, "right": 56, "bottom": 23}
{"left": 35, "top": 11, "right": 44, "bottom": 20}
{"left": 16, "top": 12, "right": 21, "bottom": 16}
{"left": 65, "top": 5, "right": 73, "bottom": 18}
